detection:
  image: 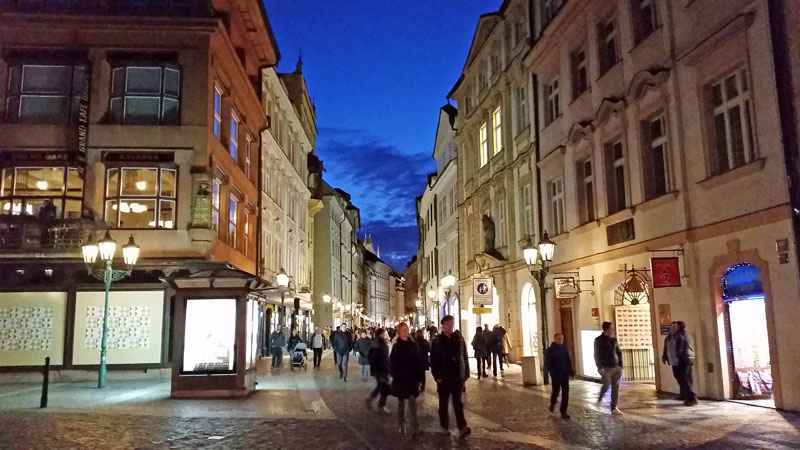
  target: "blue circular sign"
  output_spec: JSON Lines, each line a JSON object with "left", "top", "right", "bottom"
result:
{"left": 476, "top": 282, "right": 489, "bottom": 295}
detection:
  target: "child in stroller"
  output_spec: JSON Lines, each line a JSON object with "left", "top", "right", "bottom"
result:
{"left": 290, "top": 342, "right": 308, "bottom": 371}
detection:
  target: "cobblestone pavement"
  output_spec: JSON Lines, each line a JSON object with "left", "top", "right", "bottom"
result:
{"left": 0, "top": 351, "right": 798, "bottom": 449}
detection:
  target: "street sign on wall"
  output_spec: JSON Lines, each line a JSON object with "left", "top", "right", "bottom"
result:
{"left": 473, "top": 277, "right": 493, "bottom": 306}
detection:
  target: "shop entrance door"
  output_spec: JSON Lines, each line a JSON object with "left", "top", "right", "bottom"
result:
{"left": 559, "top": 304, "right": 576, "bottom": 365}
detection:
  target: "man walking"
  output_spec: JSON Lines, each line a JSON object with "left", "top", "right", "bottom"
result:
{"left": 430, "top": 315, "right": 471, "bottom": 438}
{"left": 545, "top": 333, "right": 573, "bottom": 419}
{"left": 594, "top": 321, "right": 624, "bottom": 415}
{"left": 332, "top": 325, "right": 354, "bottom": 381}
{"left": 311, "top": 327, "right": 324, "bottom": 368}
{"left": 674, "top": 321, "right": 698, "bottom": 406}
{"left": 270, "top": 327, "right": 286, "bottom": 370}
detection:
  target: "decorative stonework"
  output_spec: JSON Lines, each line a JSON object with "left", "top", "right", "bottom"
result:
{"left": 84, "top": 306, "right": 151, "bottom": 350}
{"left": 0, "top": 307, "right": 54, "bottom": 351}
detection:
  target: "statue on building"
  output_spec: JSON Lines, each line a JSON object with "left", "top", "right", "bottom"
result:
{"left": 482, "top": 214, "right": 495, "bottom": 252}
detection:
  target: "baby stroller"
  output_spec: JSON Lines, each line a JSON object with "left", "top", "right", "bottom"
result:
{"left": 290, "top": 342, "right": 308, "bottom": 371}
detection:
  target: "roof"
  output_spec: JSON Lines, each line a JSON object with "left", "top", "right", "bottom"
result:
{"left": 431, "top": 103, "right": 458, "bottom": 158}
{"left": 447, "top": 8, "right": 503, "bottom": 98}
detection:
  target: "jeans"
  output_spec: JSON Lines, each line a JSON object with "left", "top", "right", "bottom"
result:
{"left": 398, "top": 396, "right": 419, "bottom": 432}
{"left": 437, "top": 380, "right": 467, "bottom": 430}
{"left": 312, "top": 348, "right": 322, "bottom": 368}
{"left": 550, "top": 373, "right": 570, "bottom": 414}
{"left": 492, "top": 352, "right": 504, "bottom": 376}
{"left": 673, "top": 363, "right": 696, "bottom": 401}
{"left": 336, "top": 352, "right": 349, "bottom": 379}
{"left": 370, "top": 376, "right": 389, "bottom": 407}
{"left": 361, "top": 364, "right": 369, "bottom": 381}
{"left": 271, "top": 347, "right": 283, "bottom": 368}
{"left": 475, "top": 356, "right": 487, "bottom": 377}
{"left": 599, "top": 366, "right": 623, "bottom": 409}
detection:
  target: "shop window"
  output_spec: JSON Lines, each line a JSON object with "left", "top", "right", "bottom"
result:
{"left": 0, "top": 166, "right": 83, "bottom": 218}
{"left": 104, "top": 166, "right": 176, "bottom": 229}
{"left": 110, "top": 64, "right": 180, "bottom": 125}
{"left": 5, "top": 64, "right": 85, "bottom": 124}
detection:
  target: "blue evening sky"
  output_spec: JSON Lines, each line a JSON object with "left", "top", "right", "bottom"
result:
{"left": 266, "top": 0, "right": 503, "bottom": 270}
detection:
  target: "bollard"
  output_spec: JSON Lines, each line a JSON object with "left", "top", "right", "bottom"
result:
{"left": 40, "top": 356, "right": 50, "bottom": 408}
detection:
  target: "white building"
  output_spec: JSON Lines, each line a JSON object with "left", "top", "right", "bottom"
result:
{"left": 364, "top": 237, "right": 391, "bottom": 326}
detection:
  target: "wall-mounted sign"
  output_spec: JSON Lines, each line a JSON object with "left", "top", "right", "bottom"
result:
{"left": 614, "top": 305, "right": 653, "bottom": 350}
{"left": 554, "top": 277, "right": 577, "bottom": 299}
{"left": 657, "top": 304, "right": 671, "bottom": 335}
{"left": 102, "top": 151, "right": 175, "bottom": 163}
{"left": 473, "top": 277, "right": 493, "bottom": 306}
{"left": 472, "top": 307, "right": 491, "bottom": 314}
{"left": 651, "top": 257, "right": 681, "bottom": 288}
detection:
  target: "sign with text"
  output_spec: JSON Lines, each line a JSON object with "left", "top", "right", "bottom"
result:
{"left": 657, "top": 304, "right": 671, "bottom": 335}
{"left": 614, "top": 305, "right": 653, "bottom": 350}
{"left": 473, "top": 277, "right": 493, "bottom": 306}
{"left": 554, "top": 277, "right": 577, "bottom": 299}
{"left": 472, "top": 307, "right": 492, "bottom": 314}
{"left": 651, "top": 257, "right": 681, "bottom": 288}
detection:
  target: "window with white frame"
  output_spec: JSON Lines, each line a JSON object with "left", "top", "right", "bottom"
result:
{"left": 516, "top": 84, "right": 529, "bottom": 133}
{"left": 710, "top": 69, "right": 755, "bottom": 175}
{"left": 243, "top": 208, "right": 250, "bottom": 256}
{"left": 5, "top": 64, "right": 85, "bottom": 124}
{"left": 245, "top": 135, "right": 252, "bottom": 177}
{"left": 642, "top": 114, "right": 670, "bottom": 200}
{"left": 211, "top": 177, "right": 221, "bottom": 231}
{"left": 213, "top": 84, "right": 222, "bottom": 138}
{"left": 492, "top": 107, "right": 502, "bottom": 155}
{"left": 605, "top": 140, "right": 627, "bottom": 214}
{"left": 479, "top": 123, "right": 489, "bottom": 167}
{"left": 632, "top": 0, "right": 659, "bottom": 44}
{"left": 228, "top": 193, "right": 238, "bottom": 247}
{"left": 546, "top": 77, "right": 561, "bottom": 125}
{"left": 110, "top": 64, "right": 180, "bottom": 125}
{"left": 522, "top": 184, "right": 533, "bottom": 236}
{"left": 104, "top": 166, "right": 176, "bottom": 229}
{"left": 229, "top": 110, "right": 239, "bottom": 161}
{"left": 497, "top": 199, "right": 507, "bottom": 247}
{"left": 571, "top": 48, "right": 589, "bottom": 99}
{"left": 598, "top": 16, "right": 621, "bottom": 74}
{"left": 577, "top": 159, "right": 596, "bottom": 224}
{"left": 1, "top": 166, "right": 83, "bottom": 218}
{"left": 549, "top": 177, "right": 565, "bottom": 235}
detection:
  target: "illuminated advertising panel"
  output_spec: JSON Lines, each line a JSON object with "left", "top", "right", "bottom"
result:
{"left": 183, "top": 298, "right": 236, "bottom": 373}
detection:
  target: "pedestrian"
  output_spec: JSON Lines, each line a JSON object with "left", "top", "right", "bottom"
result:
{"left": 414, "top": 328, "right": 431, "bottom": 391}
{"left": 430, "top": 315, "right": 471, "bottom": 438}
{"left": 594, "top": 321, "right": 624, "bottom": 415}
{"left": 673, "top": 321, "right": 698, "bottom": 406}
{"left": 323, "top": 326, "right": 331, "bottom": 350}
{"left": 356, "top": 330, "right": 372, "bottom": 382}
{"left": 545, "top": 333, "right": 573, "bottom": 419}
{"left": 501, "top": 326, "right": 513, "bottom": 369}
{"left": 332, "top": 325, "right": 354, "bottom": 381}
{"left": 471, "top": 327, "right": 488, "bottom": 379}
{"left": 287, "top": 331, "right": 301, "bottom": 354}
{"left": 391, "top": 322, "right": 423, "bottom": 436}
{"left": 427, "top": 325, "right": 438, "bottom": 343}
{"left": 270, "top": 327, "right": 286, "bottom": 370}
{"left": 311, "top": 327, "right": 324, "bottom": 368}
{"left": 388, "top": 327, "right": 396, "bottom": 341}
{"left": 366, "top": 328, "right": 391, "bottom": 413}
{"left": 489, "top": 325, "right": 505, "bottom": 378}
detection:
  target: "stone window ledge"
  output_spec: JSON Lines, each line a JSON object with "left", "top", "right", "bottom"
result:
{"left": 697, "top": 158, "right": 766, "bottom": 190}
{"left": 635, "top": 191, "right": 680, "bottom": 212}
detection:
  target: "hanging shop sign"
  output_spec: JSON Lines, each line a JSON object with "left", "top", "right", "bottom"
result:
{"left": 651, "top": 257, "right": 681, "bottom": 288}
{"left": 554, "top": 277, "right": 578, "bottom": 299}
{"left": 473, "top": 277, "right": 493, "bottom": 306}
{"left": 614, "top": 305, "right": 652, "bottom": 350}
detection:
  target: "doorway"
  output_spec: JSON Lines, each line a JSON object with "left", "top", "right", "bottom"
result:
{"left": 559, "top": 303, "right": 576, "bottom": 366}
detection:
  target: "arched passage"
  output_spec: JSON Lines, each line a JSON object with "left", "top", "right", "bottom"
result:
{"left": 520, "top": 282, "right": 538, "bottom": 357}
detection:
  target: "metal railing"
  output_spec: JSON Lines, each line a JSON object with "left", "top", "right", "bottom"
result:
{"left": 621, "top": 348, "right": 655, "bottom": 382}
{"left": 0, "top": 216, "right": 100, "bottom": 254}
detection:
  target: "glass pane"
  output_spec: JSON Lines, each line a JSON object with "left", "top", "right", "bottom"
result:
{"left": 105, "top": 200, "right": 118, "bottom": 227}
{"left": 14, "top": 167, "right": 65, "bottom": 196}
{"left": 214, "top": 89, "right": 221, "bottom": 114}
{"left": 614, "top": 142, "right": 623, "bottom": 160}
{"left": 6, "top": 97, "right": 20, "bottom": 122}
{"left": 126, "top": 67, "right": 162, "bottom": 94}
{"left": 67, "top": 168, "right": 83, "bottom": 197}
{"left": 162, "top": 98, "right": 179, "bottom": 125}
{"left": 65, "top": 199, "right": 81, "bottom": 219}
{"left": 213, "top": 117, "right": 220, "bottom": 138}
{"left": 740, "top": 69, "right": 748, "bottom": 92}
{"left": 24, "top": 198, "right": 61, "bottom": 218}
{"left": 1, "top": 169, "right": 12, "bottom": 196}
{"left": 229, "top": 197, "right": 236, "bottom": 223}
{"left": 160, "top": 169, "right": 176, "bottom": 197}
{"left": 652, "top": 144, "right": 667, "bottom": 197}
{"left": 124, "top": 96, "right": 160, "bottom": 125}
{"left": 8, "top": 66, "right": 22, "bottom": 95}
{"left": 725, "top": 75, "right": 738, "bottom": 99}
{"left": 159, "top": 199, "right": 175, "bottom": 229}
{"left": 712, "top": 83, "right": 723, "bottom": 107}
{"left": 110, "top": 97, "right": 123, "bottom": 124}
{"left": 111, "top": 67, "right": 125, "bottom": 97}
{"left": 614, "top": 165, "right": 626, "bottom": 210}
{"left": 19, "top": 96, "right": 69, "bottom": 123}
{"left": 21, "top": 65, "right": 71, "bottom": 94}
{"left": 10, "top": 199, "right": 23, "bottom": 215}
{"left": 106, "top": 168, "right": 119, "bottom": 197}
{"left": 121, "top": 168, "right": 158, "bottom": 196}
{"left": 212, "top": 181, "right": 219, "bottom": 208}
{"left": 729, "top": 105, "right": 746, "bottom": 167}
{"left": 714, "top": 113, "right": 730, "bottom": 172}
{"left": 650, "top": 117, "right": 663, "bottom": 139}
{"left": 72, "top": 66, "right": 86, "bottom": 94}
{"left": 0, "top": 200, "right": 11, "bottom": 215}
{"left": 164, "top": 68, "right": 180, "bottom": 97}
{"left": 118, "top": 199, "right": 156, "bottom": 228}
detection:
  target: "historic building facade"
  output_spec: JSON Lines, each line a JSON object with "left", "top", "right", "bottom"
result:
{"left": 524, "top": 0, "right": 800, "bottom": 410}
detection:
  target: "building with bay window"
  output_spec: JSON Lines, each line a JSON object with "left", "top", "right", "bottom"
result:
{"left": 0, "top": 0, "right": 277, "bottom": 375}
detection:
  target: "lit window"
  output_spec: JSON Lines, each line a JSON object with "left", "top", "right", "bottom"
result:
{"left": 605, "top": 141, "right": 627, "bottom": 214}
{"left": 0, "top": 167, "right": 83, "bottom": 219}
{"left": 479, "top": 123, "right": 489, "bottom": 167}
{"left": 710, "top": 69, "right": 755, "bottom": 175}
{"left": 497, "top": 200, "right": 506, "bottom": 247}
{"left": 5, "top": 64, "right": 85, "bottom": 124}
{"left": 110, "top": 65, "right": 180, "bottom": 125}
{"left": 228, "top": 194, "right": 238, "bottom": 247}
{"left": 104, "top": 167, "right": 176, "bottom": 229}
{"left": 493, "top": 107, "right": 502, "bottom": 155}
{"left": 213, "top": 84, "right": 222, "bottom": 138}
{"left": 642, "top": 114, "right": 670, "bottom": 199}
{"left": 546, "top": 77, "right": 561, "bottom": 124}
{"left": 549, "top": 177, "right": 565, "bottom": 235}
{"left": 229, "top": 111, "right": 239, "bottom": 161}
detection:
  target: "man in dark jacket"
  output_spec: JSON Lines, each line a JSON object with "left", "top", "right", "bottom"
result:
{"left": 594, "top": 321, "right": 624, "bottom": 415}
{"left": 430, "top": 315, "right": 471, "bottom": 438}
{"left": 270, "top": 327, "right": 286, "bottom": 370}
{"left": 674, "top": 321, "right": 697, "bottom": 406}
{"left": 489, "top": 325, "right": 505, "bottom": 378}
{"left": 332, "top": 326, "right": 354, "bottom": 381}
{"left": 545, "top": 333, "right": 573, "bottom": 419}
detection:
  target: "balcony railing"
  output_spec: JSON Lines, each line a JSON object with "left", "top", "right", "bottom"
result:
{"left": 0, "top": 215, "right": 102, "bottom": 256}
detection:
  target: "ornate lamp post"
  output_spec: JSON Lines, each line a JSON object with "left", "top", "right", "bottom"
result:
{"left": 81, "top": 231, "right": 140, "bottom": 388}
{"left": 441, "top": 270, "right": 457, "bottom": 325}
{"left": 427, "top": 287, "right": 436, "bottom": 326}
{"left": 523, "top": 231, "right": 556, "bottom": 384}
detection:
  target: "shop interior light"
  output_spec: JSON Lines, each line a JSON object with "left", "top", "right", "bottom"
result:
{"left": 136, "top": 181, "right": 147, "bottom": 191}
{"left": 323, "top": 294, "right": 331, "bottom": 303}
{"left": 36, "top": 180, "right": 48, "bottom": 191}
{"left": 98, "top": 231, "right": 117, "bottom": 262}
{"left": 122, "top": 234, "right": 140, "bottom": 266}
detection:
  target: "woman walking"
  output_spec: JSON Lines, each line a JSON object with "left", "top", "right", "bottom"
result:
{"left": 366, "top": 328, "right": 391, "bottom": 413}
{"left": 414, "top": 329, "right": 431, "bottom": 391}
{"left": 471, "top": 327, "right": 488, "bottom": 379}
{"left": 391, "top": 322, "right": 423, "bottom": 436}
{"left": 356, "top": 330, "right": 372, "bottom": 382}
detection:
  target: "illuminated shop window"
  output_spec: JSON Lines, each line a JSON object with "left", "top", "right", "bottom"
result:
{"left": 0, "top": 166, "right": 83, "bottom": 218}
{"left": 104, "top": 167, "right": 176, "bottom": 229}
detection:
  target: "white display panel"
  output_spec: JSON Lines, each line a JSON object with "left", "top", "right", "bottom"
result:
{"left": 580, "top": 329, "right": 601, "bottom": 379}
{"left": 73, "top": 290, "right": 164, "bottom": 365}
{"left": 183, "top": 298, "right": 236, "bottom": 373}
{"left": 0, "top": 292, "right": 67, "bottom": 366}
{"left": 246, "top": 299, "right": 259, "bottom": 370}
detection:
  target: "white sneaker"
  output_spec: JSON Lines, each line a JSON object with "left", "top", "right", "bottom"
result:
{"left": 611, "top": 407, "right": 624, "bottom": 415}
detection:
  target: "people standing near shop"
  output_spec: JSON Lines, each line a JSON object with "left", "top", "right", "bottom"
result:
{"left": 471, "top": 327, "right": 488, "bottom": 379}
{"left": 414, "top": 328, "right": 431, "bottom": 391}
{"left": 391, "top": 322, "right": 423, "bottom": 436}
{"left": 311, "top": 327, "right": 324, "bottom": 369}
{"left": 332, "top": 325, "right": 354, "bottom": 381}
{"left": 545, "top": 333, "right": 574, "bottom": 419}
{"left": 594, "top": 321, "right": 624, "bottom": 415}
{"left": 356, "top": 330, "right": 372, "bottom": 382}
{"left": 675, "top": 321, "right": 697, "bottom": 406}
{"left": 430, "top": 315, "right": 471, "bottom": 438}
{"left": 366, "top": 328, "right": 391, "bottom": 413}
{"left": 482, "top": 324, "right": 493, "bottom": 374}
{"left": 501, "top": 327, "right": 513, "bottom": 369}
{"left": 489, "top": 325, "right": 505, "bottom": 378}
{"left": 270, "top": 327, "right": 286, "bottom": 370}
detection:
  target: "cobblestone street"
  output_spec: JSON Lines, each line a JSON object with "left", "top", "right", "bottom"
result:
{"left": 1, "top": 353, "right": 798, "bottom": 449}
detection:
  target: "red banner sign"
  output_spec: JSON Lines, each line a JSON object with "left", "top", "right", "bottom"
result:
{"left": 651, "top": 257, "right": 681, "bottom": 288}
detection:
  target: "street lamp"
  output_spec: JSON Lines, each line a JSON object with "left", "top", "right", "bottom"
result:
{"left": 523, "top": 231, "right": 556, "bottom": 385}
{"left": 322, "top": 294, "right": 331, "bottom": 303}
{"left": 81, "top": 231, "right": 139, "bottom": 388}
{"left": 441, "top": 270, "right": 458, "bottom": 326}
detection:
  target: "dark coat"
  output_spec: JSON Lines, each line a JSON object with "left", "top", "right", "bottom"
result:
{"left": 472, "top": 332, "right": 488, "bottom": 358}
{"left": 430, "top": 331, "right": 469, "bottom": 384}
{"left": 390, "top": 338, "right": 424, "bottom": 399}
{"left": 416, "top": 337, "right": 431, "bottom": 370}
{"left": 368, "top": 339, "right": 390, "bottom": 377}
{"left": 332, "top": 330, "right": 353, "bottom": 355}
{"left": 287, "top": 335, "right": 302, "bottom": 352}
{"left": 545, "top": 343, "right": 574, "bottom": 378}
{"left": 489, "top": 329, "right": 504, "bottom": 353}
{"left": 674, "top": 329, "right": 696, "bottom": 365}
{"left": 594, "top": 333, "right": 623, "bottom": 370}
{"left": 356, "top": 337, "right": 372, "bottom": 365}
